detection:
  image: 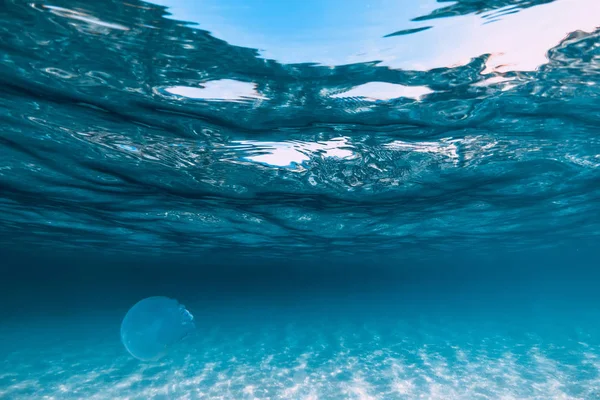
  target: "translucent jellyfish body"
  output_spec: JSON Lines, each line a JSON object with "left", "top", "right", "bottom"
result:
{"left": 120, "top": 296, "right": 195, "bottom": 361}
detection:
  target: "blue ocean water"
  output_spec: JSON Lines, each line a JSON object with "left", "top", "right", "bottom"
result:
{"left": 1, "top": 0, "right": 600, "bottom": 398}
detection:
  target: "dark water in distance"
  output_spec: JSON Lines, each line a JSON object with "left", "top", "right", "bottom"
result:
{"left": 1, "top": 0, "right": 600, "bottom": 399}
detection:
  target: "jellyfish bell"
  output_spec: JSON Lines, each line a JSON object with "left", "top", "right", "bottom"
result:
{"left": 120, "top": 296, "right": 195, "bottom": 361}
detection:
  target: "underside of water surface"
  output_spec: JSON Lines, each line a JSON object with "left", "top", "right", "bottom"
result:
{"left": 1, "top": 0, "right": 600, "bottom": 399}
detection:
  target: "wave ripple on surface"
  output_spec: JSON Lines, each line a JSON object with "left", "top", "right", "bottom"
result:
{"left": 0, "top": 0, "right": 599, "bottom": 258}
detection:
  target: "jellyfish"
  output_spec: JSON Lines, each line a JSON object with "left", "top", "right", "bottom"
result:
{"left": 120, "top": 296, "right": 195, "bottom": 361}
